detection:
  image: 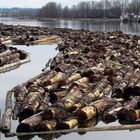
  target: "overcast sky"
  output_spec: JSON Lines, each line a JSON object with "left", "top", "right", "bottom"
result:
{"left": 0, "top": 0, "right": 96, "bottom": 8}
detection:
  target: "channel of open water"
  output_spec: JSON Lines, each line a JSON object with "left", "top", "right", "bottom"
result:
{"left": 0, "top": 17, "right": 140, "bottom": 140}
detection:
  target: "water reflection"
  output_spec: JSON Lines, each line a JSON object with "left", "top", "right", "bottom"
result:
{"left": 1, "top": 18, "right": 140, "bottom": 35}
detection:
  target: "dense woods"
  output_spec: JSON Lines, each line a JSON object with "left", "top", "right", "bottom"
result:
{"left": 38, "top": 0, "right": 140, "bottom": 19}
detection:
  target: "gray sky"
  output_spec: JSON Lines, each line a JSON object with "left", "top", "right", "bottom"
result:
{"left": 0, "top": 0, "right": 95, "bottom": 8}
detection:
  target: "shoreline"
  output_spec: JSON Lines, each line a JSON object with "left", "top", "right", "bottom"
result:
{"left": 37, "top": 18, "right": 121, "bottom": 22}
{"left": 0, "top": 16, "right": 121, "bottom": 22}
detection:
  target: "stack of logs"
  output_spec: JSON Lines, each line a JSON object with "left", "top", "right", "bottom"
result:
{"left": 1, "top": 25, "right": 140, "bottom": 137}
{"left": 0, "top": 42, "right": 30, "bottom": 73}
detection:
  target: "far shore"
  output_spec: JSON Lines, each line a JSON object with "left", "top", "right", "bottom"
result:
{"left": 0, "top": 16, "right": 121, "bottom": 22}
{"left": 37, "top": 18, "right": 121, "bottom": 22}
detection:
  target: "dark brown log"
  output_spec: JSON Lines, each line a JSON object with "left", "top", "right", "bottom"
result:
{"left": 102, "top": 103, "right": 123, "bottom": 124}
{"left": 0, "top": 44, "right": 7, "bottom": 53}
{"left": 78, "top": 117, "right": 97, "bottom": 135}
{"left": 49, "top": 90, "right": 68, "bottom": 103}
{"left": 117, "top": 96, "right": 140, "bottom": 123}
{"left": 119, "top": 109, "right": 140, "bottom": 124}
{"left": 16, "top": 111, "right": 44, "bottom": 132}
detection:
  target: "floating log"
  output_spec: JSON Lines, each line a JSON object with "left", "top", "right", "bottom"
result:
{"left": 16, "top": 111, "right": 44, "bottom": 132}
{"left": 78, "top": 117, "right": 97, "bottom": 135}
{"left": 37, "top": 92, "right": 49, "bottom": 112}
{"left": 12, "top": 85, "right": 27, "bottom": 120}
{"left": 36, "top": 120, "right": 57, "bottom": 131}
{"left": 0, "top": 55, "right": 31, "bottom": 74}
{"left": 1, "top": 91, "right": 13, "bottom": 133}
{"left": 118, "top": 96, "right": 140, "bottom": 123}
{"left": 102, "top": 102, "right": 123, "bottom": 124}
{"left": 77, "top": 97, "right": 117, "bottom": 122}
{"left": 56, "top": 117, "right": 78, "bottom": 130}
{"left": 19, "top": 86, "right": 45, "bottom": 121}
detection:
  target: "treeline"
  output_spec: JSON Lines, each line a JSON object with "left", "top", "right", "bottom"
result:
{"left": 0, "top": 8, "right": 38, "bottom": 18}
{"left": 38, "top": 0, "right": 140, "bottom": 19}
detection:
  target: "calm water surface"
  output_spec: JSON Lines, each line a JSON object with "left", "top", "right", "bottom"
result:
{"left": 0, "top": 17, "right": 140, "bottom": 140}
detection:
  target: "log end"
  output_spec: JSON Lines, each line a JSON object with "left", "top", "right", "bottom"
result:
{"left": 16, "top": 123, "right": 31, "bottom": 132}
{"left": 102, "top": 113, "right": 117, "bottom": 124}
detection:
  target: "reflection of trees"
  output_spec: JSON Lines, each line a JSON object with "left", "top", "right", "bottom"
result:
{"left": 37, "top": 133, "right": 65, "bottom": 140}
{"left": 17, "top": 135, "right": 35, "bottom": 140}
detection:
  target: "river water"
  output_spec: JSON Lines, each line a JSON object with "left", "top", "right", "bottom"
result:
{"left": 0, "top": 17, "right": 140, "bottom": 140}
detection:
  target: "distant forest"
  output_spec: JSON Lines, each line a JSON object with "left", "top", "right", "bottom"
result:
{"left": 0, "top": 0, "right": 140, "bottom": 19}
{"left": 38, "top": 0, "right": 140, "bottom": 19}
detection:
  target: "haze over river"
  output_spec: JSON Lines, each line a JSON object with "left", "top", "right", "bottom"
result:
{"left": 0, "top": 17, "right": 140, "bottom": 140}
